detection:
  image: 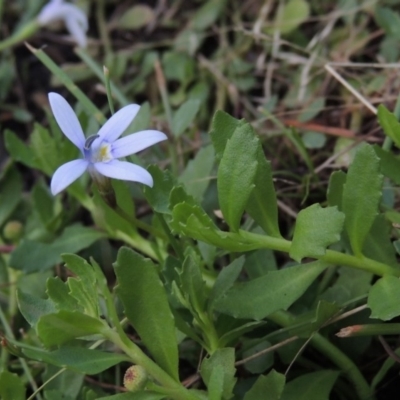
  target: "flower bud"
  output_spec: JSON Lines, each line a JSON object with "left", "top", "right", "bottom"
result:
{"left": 3, "top": 221, "right": 23, "bottom": 242}
{"left": 123, "top": 365, "right": 148, "bottom": 392}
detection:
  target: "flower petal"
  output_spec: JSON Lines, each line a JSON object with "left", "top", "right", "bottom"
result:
{"left": 51, "top": 159, "right": 89, "bottom": 195}
{"left": 93, "top": 160, "right": 153, "bottom": 187}
{"left": 37, "top": 0, "right": 65, "bottom": 25}
{"left": 48, "top": 92, "right": 85, "bottom": 150}
{"left": 64, "top": 6, "right": 87, "bottom": 48}
{"left": 111, "top": 130, "right": 167, "bottom": 158}
{"left": 64, "top": 4, "right": 88, "bottom": 30}
{"left": 97, "top": 104, "right": 140, "bottom": 143}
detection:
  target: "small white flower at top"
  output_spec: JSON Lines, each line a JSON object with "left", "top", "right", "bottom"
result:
{"left": 37, "top": 0, "right": 88, "bottom": 48}
{"left": 48, "top": 92, "right": 167, "bottom": 195}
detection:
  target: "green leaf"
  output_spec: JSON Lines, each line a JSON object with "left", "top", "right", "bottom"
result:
{"left": 190, "top": 0, "right": 227, "bottom": 31}
{"left": 143, "top": 166, "right": 175, "bottom": 214}
{"left": 277, "top": 0, "right": 310, "bottom": 35}
{"left": 41, "top": 365, "right": 84, "bottom": 400}
{"left": 200, "top": 348, "right": 236, "bottom": 400}
{"left": 207, "top": 365, "right": 225, "bottom": 400}
{"left": 327, "top": 170, "right": 346, "bottom": 209}
{"left": 92, "top": 190, "right": 156, "bottom": 259}
{"left": 114, "top": 247, "right": 179, "bottom": 380}
{"left": 321, "top": 267, "right": 372, "bottom": 305}
{"left": 116, "top": 5, "right": 154, "bottom": 30}
{"left": 301, "top": 131, "right": 326, "bottom": 149}
{"left": 30, "top": 123, "right": 59, "bottom": 175}
{"left": 214, "top": 261, "right": 328, "bottom": 320}
{"left": 373, "top": 145, "right": 400, "bottom": 185}
{"left": 219, "top": 321, "right": 266, "bottom": 348}
{"left": 281, "top": 370, "right": 339, "bottom": 400}
{"left": 17, "top": 290, "right": 57, "bottom": 327}
{"left": 288, "top": 301, "right": 341, "bottom": 338}
{"left": 377, "top": 104, "right": 400, "bottom": 148}
{"left": 163, "top": 51, "right": 195, "bottom": 84}
{"left": 46, "top": 277, "right": 81, "bottom": 312}
{"left": 0, "top": 166, "right": 22, "bottom": 227}
{"left": 368, "top": 276, "right": 400, "bottom": 320}
{"left": 169, "top": 186, "right": 199, "bottom": 211}
{"left": 363, "top": 215, "right": 399, "bottom": 268}
{"left": 112, "top": 179, "right": 135, "bottom": 215}
{"left": 37, "top": 311, "right": 105, "bottom": 347}
{"left": 298, "top": 98, "right": 325, "bottom": 122}
{"left": 9, "top": 224, "right": 105, "bottom": 272}
{"left": 172, "top": 99, "right": 201, "bottom": 137}
{"left": 218, "top": 123, "right": 259, "bottom": 231}
{"left": 290, "top": 204, "right": 345, "bottom": 262}
{"left": 244, "top": 369, "right": 285, "bottom": 400}
{"left": 62, "top": 254, "right": 99, "bottom": 317}
{"left": 180, "top": 253, "right": 207, "bottom": 314}
{"left": 0, "top": 371, "right": 25, "bottom": 400}
{"left": 4, "top": 129, "right": 36, "bottom": 168}
{"left": 242, "top": 340, "right": 273, "bottom": 374}
{"left": 246, "top": 147, "right": 280, "bottom": 237}
{"left": 210, "top": 110, "right": 245, "bottom": 161}
{"left": 32, "top": 180, "right": 55, "bottom": 229}
{"left": 342, "top": 144, "right": 383, "bottom": 256}
{"left": 22, "top": 346, "right": 129, "bottom": 374}
{"left": 375, "top": 7, "right": 400, "bottom": 39}
{"left": 179, "top": 145, "right": 214, "bottom": 201}
{"left": 170, "top": 203, "right": 260, "bottom": 251}
{"left": 208, "top": 256, "right": 244, "bottom": 312}
{"left": 244, "top": 249, "right": 277, "bottom": 279}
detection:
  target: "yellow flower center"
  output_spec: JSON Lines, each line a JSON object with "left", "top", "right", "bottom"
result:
{"left": 95, "top": 143, "right": 113, "bottom": 162}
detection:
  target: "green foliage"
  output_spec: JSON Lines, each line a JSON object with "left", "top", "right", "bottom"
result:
{"left": 4, "top": 3, "right": 400, "bottom": 398}
{"left": 9, "top": 224, "right": 105, "bottom": 272}
{"left": 342, "top": 144, "right": 383, "bottom": 256}
{"left": 178, "top": 145, "right": 214, "bottom": 201}
{"left": 368, "top": 276, "right": 400, "bottom": 320}
{"left": 37, "top": 311, "right": 105, "bottom": 347}
{"left": 114, "top": 247, "right": 179, "bottom": 380}
{"left": 200, "top": 348, "right": 236, "bottom": 400}
{"left": 244, "top": 370, "right": 285, "bottom": 400}
{"left": 0, "top": 166, "right": 22, "bottom": 227}
{"left": 280, "top": 371, "right": 339, "bottom": 400}
{"left": 290, "top": 204, "right": 344, "bottom": 262}
{"left": 172, "top": 99, "right": 201, "bottom": 137}
{"left": 217, "top": 123, "right": 259, "bottom": 231}
{"left": 0, "top": 371, "right": 26, "bottom": 400}
{"left": 276, "top": 0, "right": 310, "bottom": 35}
{"left": 377, "top": 105, "right": 400, "bottom": 148}
{"left": 214, "top": 261, "right": 328, "bottom": 320}
{"left": 22, "top": 347, "right": 129, "bottom": 374}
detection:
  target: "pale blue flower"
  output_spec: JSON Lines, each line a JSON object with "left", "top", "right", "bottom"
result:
{"left": 49, "top": 92, "right": 167, "bottom": 195}
{"left": 37, "top": 0, "right": 88, "bottom": 48}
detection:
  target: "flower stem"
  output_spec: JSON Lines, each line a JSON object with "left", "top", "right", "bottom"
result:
{"left": 337, "top": 324, "right": 400, "bottom": 337}
{"left": 238, "top": 230, "right": 400, "bottom": 277}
